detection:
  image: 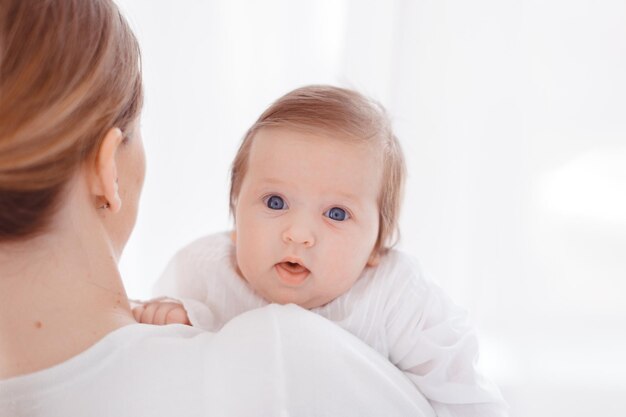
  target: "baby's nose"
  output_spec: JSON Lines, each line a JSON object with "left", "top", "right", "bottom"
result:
{"left": 282, "top": 223, "right": 315, "bottom": 247}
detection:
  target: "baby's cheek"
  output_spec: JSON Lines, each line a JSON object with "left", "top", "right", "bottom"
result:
{"left": 324, "top": 245, "right": 364, "bottom": 282}
{"left": 237, "top": 235, "right": 268, "bottom": 281}
{"left": 236, "top": 255, "right": 257, "bottom": 288}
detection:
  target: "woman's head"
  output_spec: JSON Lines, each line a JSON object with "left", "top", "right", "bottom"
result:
{"left": 0, "top": 0, "right": 143, "bottom": 241}
{"left": 230, "top": 85, "right": 406, "bottom": 255}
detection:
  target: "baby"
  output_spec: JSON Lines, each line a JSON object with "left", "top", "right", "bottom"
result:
{"left": 135, "top": 85, "right": 508, "bottom": 417}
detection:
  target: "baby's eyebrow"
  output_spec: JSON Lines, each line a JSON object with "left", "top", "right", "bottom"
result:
{"left": 323, "top": 189, "right": 357, "bottom": 203}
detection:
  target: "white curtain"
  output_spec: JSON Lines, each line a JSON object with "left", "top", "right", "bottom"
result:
{"left": 117, "top": 1, "right": 625, "bottom": 416}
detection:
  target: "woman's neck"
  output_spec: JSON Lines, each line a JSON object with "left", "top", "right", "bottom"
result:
{"left": 0, "top": 215, "right": 136, "bottom": 379}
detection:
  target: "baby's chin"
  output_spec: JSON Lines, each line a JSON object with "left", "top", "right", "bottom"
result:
{"left": 261, "top": 290, "right": 333, "bottom": 310}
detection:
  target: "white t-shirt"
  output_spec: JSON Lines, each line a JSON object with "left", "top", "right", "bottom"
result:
{"left": 154, "top": 233, "right": 508, "bottom": 417}
{"left": 0, "top": 304, "right": 435, "bottom": 417}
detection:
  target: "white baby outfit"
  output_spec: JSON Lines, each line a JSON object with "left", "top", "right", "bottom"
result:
{"left": 154, "top": 232, "right": 509, "bottom": 417}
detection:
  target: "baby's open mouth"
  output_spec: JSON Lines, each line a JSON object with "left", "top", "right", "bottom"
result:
{"left": 282, "top": 261, "right": 308, "bottom": 273}
{"left": 275, "top": 261, "right": 310, "bottom": 285}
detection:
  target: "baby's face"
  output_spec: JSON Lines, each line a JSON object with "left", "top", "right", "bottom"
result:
{"left": 234, "top": 127, "right": 382, "bottom": 309}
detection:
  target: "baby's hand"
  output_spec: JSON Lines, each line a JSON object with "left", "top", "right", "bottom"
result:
{"left": 132, "top": 301, "right": 191, "bottom": 325}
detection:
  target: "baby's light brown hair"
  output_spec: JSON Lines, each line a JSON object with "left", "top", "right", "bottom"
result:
{"left": 229, "top": 85, "right": 406, "bottom": 254}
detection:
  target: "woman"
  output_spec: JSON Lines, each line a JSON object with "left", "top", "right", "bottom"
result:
{"left": 0, "top": 1, "right": 434, "bottom": 416}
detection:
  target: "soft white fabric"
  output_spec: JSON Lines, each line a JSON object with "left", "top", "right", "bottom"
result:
{"left": 154, "top": 232, "right": 508, "bottom": 417}
{"left": 0, "top": 304, "right": 435, "bottom": 417}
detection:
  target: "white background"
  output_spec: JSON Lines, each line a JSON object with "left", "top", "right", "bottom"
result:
{"left": 116, "top": 1, "right": 625, "bottom": 416}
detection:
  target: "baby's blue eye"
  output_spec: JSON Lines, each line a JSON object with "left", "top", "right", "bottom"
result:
{"left": 266, "top": 195, "right": 286, "bottom": 210}
{"left": 325, "top": 207, "right": 349, "bottom": 221}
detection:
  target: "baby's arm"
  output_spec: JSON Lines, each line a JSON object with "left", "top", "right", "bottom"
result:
{"left": 384, "top": 260, "right": 508, "bottom": 417}
{"left": 132, "top": 300, "right": 191, "bottom": 325}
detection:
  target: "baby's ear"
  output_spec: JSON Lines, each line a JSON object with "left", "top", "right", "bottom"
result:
{"left": 366, "top": 249, "right": 381, "bottom": 267}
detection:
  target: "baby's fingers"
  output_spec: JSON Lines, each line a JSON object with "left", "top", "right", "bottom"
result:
{"left": 132, "top": 304, "right": 146, "bottom": 322}
{"left": 138, "top": 302, "right": 162, "bottom": 324}
{"left": 163, "top": 305, "right": 191, "bottom": 325}
{"left": 133, "top": 301, "right": 190, "bottom": 325}
{"left": 153, "top": 302, "right": 178, "bottom": 325}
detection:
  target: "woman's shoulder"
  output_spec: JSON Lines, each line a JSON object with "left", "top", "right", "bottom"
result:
{"left": 0, "top": 306, "right": 436, "bottom": 417}
{"left": 0, "top": 323, "right": 207, "bottom": 416}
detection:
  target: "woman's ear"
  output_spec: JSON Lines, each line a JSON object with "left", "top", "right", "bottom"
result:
{"left": 90, "top": 128, "right": 124, "bottom": 213}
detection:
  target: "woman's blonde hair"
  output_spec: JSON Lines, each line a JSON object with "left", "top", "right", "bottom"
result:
{"left": 0, "top": 0, "right": 143, "bottom": 240}
{"left": 229, "top": 85, "right": 406, "bottom": 254}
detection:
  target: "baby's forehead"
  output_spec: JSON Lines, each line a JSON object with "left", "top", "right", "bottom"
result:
{"left": 248, "top": 127, "right": 384, "bottom": 173}
{"left": 251, "top": 125, "right": 383, "bottom": 152}
{"left": 246, "top": 128, "right": 384, "bottom": 197}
